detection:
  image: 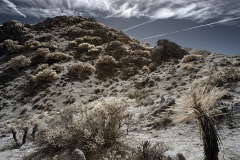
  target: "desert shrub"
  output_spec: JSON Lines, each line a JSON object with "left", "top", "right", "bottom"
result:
{"left": 68, "top": 62, "right": 95, "bottom": 79}
{"left": 36, "top": 64, "right": 49, "bottom": 73}
{"left": 9, "top": 55, "right": 31, "bottom": 70}
{"left": 182, "top": 64, "right": 195, "bottom": 71}
{"left": 35, "top": 98, "right": 131, "bottom": 159}
{"left": 95, "top": 55, "right": 118, "bottom": 79}
{"left": 76, "top": 36, "right": 102, "bottom": 45}
{"left": 88, "top": 48, "right": 101, "bottom": 54}
{"left": 208, "top": 67, "right": 240, "bottom": 86}
{"left": 131, "top": 49, "right": 151, "bottom": 58}
{"left": 0, "top": 39, "right": 25, "bottom": 54}
{"left": 50, "top": 63, "right": 64, "bottom": 73}
{"left": 103, "top": 41, "right": 128, "bottom": 60}
{"left": 181, "top": 54, "right": 202, "bottom": 63}
{"left": 232, "top": 60, "right": 240, "bottom": 66}
{"left": 66, "top": 26, "right": 93, "bottom": 37}
{"left": 78, "top": 43, "right": 95, "bottom": 50}
{"left": 131, "top": 141, "right": 171, "bottom": 160}
{"left": 45, "top": 51, "right": 72, "bottom": 63}
{"left": 36, "top": 48, "right": 50, "bottom": 57}
{"left": 32, "top": 69, "right": 58, "bottom": 84}
{"left": 68, "top": 41, "right": 78, "bottom": 49}
{"left": 24, "top": 39, "right": 41, "bottom": 49}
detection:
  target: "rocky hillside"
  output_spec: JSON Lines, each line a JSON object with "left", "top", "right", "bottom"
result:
{"left": 0, "top": 16, "right": 240, "bottom": 160}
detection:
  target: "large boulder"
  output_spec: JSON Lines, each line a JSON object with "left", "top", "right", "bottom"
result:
{"left": 151, "top": 39, "right": 188, "bottom": 63}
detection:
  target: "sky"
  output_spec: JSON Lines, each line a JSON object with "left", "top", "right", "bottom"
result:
{"left": 0, "top": 0, "right": 240, "bottom": 55}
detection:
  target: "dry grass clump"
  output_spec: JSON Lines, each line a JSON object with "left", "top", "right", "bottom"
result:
{"left": 181, "top": 54, "right": 203, "bottom": 63}
{"left": 208, "top": 67, "right": 240, "bottom": 86}
{"left": 131, "top": 49, "right": 151, "bottom": 58}
{"left": 76, "top": 36, "right": 102, "bottom": 45}
{"left": 32, "top": 69, "right": 58, "bottom": 84}
{"left": 36, "top": 64, "right": 49, "bottom": 73}
{"left": 0, "top": 39, "right": 25, "bottom": 54}
{"left": 24, "top": 39, "right": 41, "bottom": 49}
{"left": 36, "top": 48, "right": 50, "bottom": 57}
{"left": 45, "top": 51, "right": 72, "bottom": 62}
{"left": 182, "top": 64, "right": 195, "bottom": 71}
{"left": 68, "top": 41, "right": 78, "bottom": 49}
{"left": 78, "top": 43, "right": 95, "bottom": 50}
{"left": 66, "top": 26, "right": 93, "bottom": 37}
{"left": 9, "top": 55, "right": 31, "bottom": 70}
{"left": 174, "top": 85, "right": 225, "bottom": 160}
{"left": 232, "top": 60, "right": 240, "bottom": 66}
{"left": 131, "top": 141, "right": 172, "bottom": 160}
{"left": 34, "top": 98, "right": 131, "bottom": 159}
{"left": 49, "top": 63, "right": 64, "bottom": 73}
{"left": 68, "top": 62, "right": 95, "bottom": 79}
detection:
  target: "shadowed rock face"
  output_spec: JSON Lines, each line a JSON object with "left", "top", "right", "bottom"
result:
{"left": 151, "top": 39, "right": 188, "bottom": 63}
{"left": 0, "top": 20, "right": 27, "bottom": 43}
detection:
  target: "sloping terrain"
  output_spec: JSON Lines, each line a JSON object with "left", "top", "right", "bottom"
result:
{"left": 0, "top": 16, "right": 240, "bottom": 160}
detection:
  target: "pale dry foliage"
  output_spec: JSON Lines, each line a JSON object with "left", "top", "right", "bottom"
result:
{"left": 0, "top": 39, "right": 24, "bottom": 53}
{"left": 78, "top": 43, "right": 95, "bottom": 50}
{"left": 68, "top": 62, "right": 95, "bottom": 79}
{"left": 76, "top": 36, "right": 102, "bottom": 45}
{"left": 32, "top": 69, "right": 58, "bottom": 84}
{"left": 208, "top": 67, "right": 240, "bottom": 86}
{"left": 174, "top": 85, "right": 225, "bottom": 160}
{"left": 45, "top": 51, "right": 72, "bottom": 62}
{"left": 36, "top": 48, "right": 50, "bottom": 57}
{"left": 131, "top": 141, "right": 172, "bottom": 160}
{"left": 181, "top": 54, "right": 202, "bottom": 63}
{"left": 36, "top": 64, "right": 49, "bottom": 73}
{"left": 36, "top": 98, "right": 131, "bottom": 159}
{"left": 9, "top": 55, "right": 31, "bottom": 70}
{"left": 24, "top": 39, "right": 41, "bottom": 49}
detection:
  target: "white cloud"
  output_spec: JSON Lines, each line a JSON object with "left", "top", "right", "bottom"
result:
{"left": 0, "top": 0, "right": 240, "bottom": 23}
{"left": 2, "top": 0, "right": 26, "bottom": 18}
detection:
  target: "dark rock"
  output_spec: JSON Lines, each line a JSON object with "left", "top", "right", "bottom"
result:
{"left": 151, "top": 39, "right": 188, "bottom": 63}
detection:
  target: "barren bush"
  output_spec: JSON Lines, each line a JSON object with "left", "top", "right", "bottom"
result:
{"left": 78, "top": 43, "right": 95, "bottom": 50}
{"left": 9, "top": 55, "right": 31, "bottom": 70}
{"left": 33, "top": 98, "right": 131, "bottom": 159}
{"left": 76, "top": 36, "right": 102, "bottom": 45}
{"left": 32, "top": 69, "right": 58, "bottom": 84}
{"left": 24, "top": 39, "right": 41, "bottom": 49}
{"left": 35, "top": 64, "right": 49, "bottom": 73}
{"left": 0, "top": 39, "right": 24, "bottom": 54}
{"left": 208, "top": 67, "right": 240, "bottom": 86}
{"left": 131, "top": 141, "right": 172, "bottom": 160}
{"left": 68, "top": 62, "right": 95, "bottom": 79}
{"left": 36, "top": 48, "right": 50, "bottom": 57}
{"left": 45, "top": 51, "right": 72, "bottom": 62}
{"left": 181, "top": 54, "right": 202, "bottom": 63}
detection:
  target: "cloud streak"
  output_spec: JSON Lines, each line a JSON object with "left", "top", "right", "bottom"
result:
{"left": 2, "top": 0, "right": 26, "bottom": 18}
{"left": 0, "top": 0, "right": 240, "bottom": 25}
{"left": 143, "top": 16, "right": 240, "bottom": 40}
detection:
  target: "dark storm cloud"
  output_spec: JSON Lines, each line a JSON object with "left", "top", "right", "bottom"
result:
{"left": 0, "top": 0, "right": 240, "bottom": 23}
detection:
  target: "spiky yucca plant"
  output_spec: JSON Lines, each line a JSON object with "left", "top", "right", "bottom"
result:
{"left": 174, "top": 86, "right": 225, "bottom": 160}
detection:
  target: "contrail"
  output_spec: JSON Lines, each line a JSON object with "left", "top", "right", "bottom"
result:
{"left": 122, "top": 19, "right": 157, "bottom": 32}
{"left": 143, "top": 16, "right": 240, "bottom": 40}
{"left": 2, "top": 0, "right": 26, "bottom": 18}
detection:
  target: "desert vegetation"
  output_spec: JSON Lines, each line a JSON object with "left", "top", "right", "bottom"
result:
{"left": 9, "top": 55, "right": 31, "bottom": 70}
